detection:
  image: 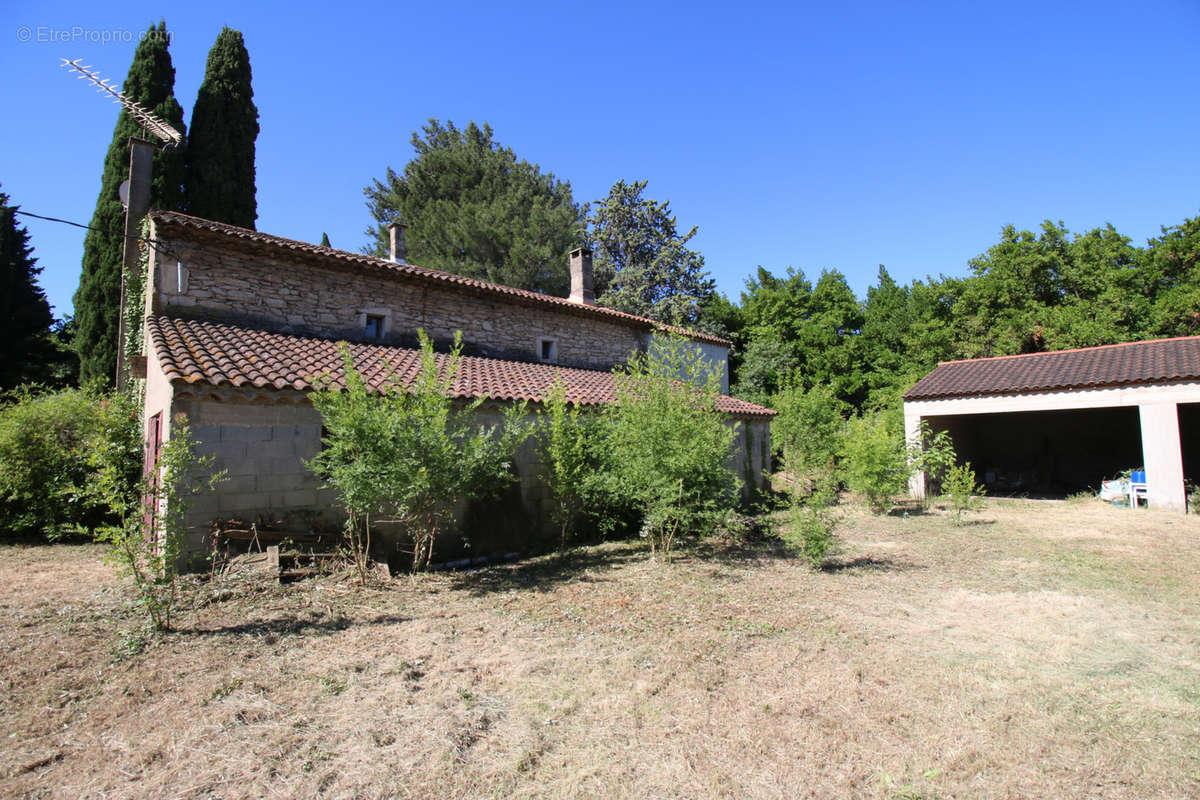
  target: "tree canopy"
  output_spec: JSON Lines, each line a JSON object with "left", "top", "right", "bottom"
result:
{"left": 587, "top": 179, "right": 716, "bottom": 328}
{"left": 364, "top": 120, "right": 584, "bottom": 296}
{"left": 0, "top": 190, "right": 58, "bottom": 390}
{"left": 729, "top": 211, "right": 1200, "bottom": 415}
{"left": 187, "top": 27, "right": 259, "bottom": 229}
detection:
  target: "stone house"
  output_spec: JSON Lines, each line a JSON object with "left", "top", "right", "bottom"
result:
{"left": 136, "top": 211, "right": 774, "bottom": 562}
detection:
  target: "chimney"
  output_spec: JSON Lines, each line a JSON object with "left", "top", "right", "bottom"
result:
{"left": 388, "top": 221, "right": 407, "bottom": 264}
{"left": 569, "top": 247, "right": 594, "bottom": 305}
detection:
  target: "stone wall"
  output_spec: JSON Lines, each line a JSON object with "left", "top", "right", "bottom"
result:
{"left": 150, "top": 224, "right": 651, "bottom": 370}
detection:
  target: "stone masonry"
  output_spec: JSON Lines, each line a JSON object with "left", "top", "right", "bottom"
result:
{"left": 151, "top": 222, "right": 653, "bottom": 371}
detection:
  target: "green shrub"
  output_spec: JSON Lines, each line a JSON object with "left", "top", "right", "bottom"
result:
{"left": 0, "top": 387, "right": 139, "bottom": 537}
{"left": 906, "top": 420, "right": 956, "bottom": 507}
{"left": 309, "top": 333, "right": 533, "bottom": 575}
{"left": 92, "top": 414, "right": 222, "bottom": 632}
{"left": 784, "top": 467, "right": 839, "bottom": 568}
{"left": 840, "top": 411, "right": 909, "bottom": 514}
{"left": 538, "top": 380, "right": 598, "bottom": 551}
{"left": 596, "top": 334, "right": 739, "bottom": 561}
{"left": 771, "top": 382, "right": 848, "bottom": 475}
{"left": 789, "top": 504, "right": 837, "bottom": 567}
{"left": 944, "top": 461, "right": 985, "bottom": 524}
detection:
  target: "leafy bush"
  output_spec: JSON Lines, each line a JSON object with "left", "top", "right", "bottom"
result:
{"left": 784, "top": 467, "right": 839, "bottom": 568}
{"left": 92, "top": 414, "right": 222, "bottom": 632}
{"left": 944, "top": 461, "right": 985, "bottom": 524}
{"left": 771, "top": 382, "right": 848, "bottom": 475}
{"left": 538, "top": 380, "right": 598, "bottom": 551}
{"left": 840, "top": 411, "right": 909, "bottom": 514}
{"left": 789, "top": 503, "right": 837, "bottom": 567}
{"left": 0, "top": 387, "right": 140, "bottom": 537}
{"left": 309, "top": 333, "right": 532, "bottom": 575}
{"left": 906, "top": 420, "right": 956, "bottom": 507}
{"left": 596, "top": 334, "right": 739, "bottom": 560}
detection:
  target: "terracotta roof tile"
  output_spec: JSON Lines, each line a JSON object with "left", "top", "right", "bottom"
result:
{"left": 904, "top": 336, "right": 1200, "bottom": 400}
{"left": 147, "top": 316, "right": 775, "bottom": 418}
{"left": 148, "top": 210, "right": 730, "bottom": 347}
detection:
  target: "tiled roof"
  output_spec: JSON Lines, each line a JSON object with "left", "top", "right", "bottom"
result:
{"left": 904, "top": 336, "right": 1200, "bottom": 400}
{"left": 148, "top": 210, "right": 730, "bottom": 347}
{"left": 147, "top": 316, "right": 775, "bottom": 418}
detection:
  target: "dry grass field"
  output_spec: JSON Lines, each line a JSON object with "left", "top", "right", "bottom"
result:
{"left": 1, "top": 499, "right": 1198, "bottom": 799}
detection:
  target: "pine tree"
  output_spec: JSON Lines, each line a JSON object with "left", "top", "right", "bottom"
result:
{"left": 588, "top": 180, "right": 715, "bottom": 326}
{"left": 74, "top": 20, "right": 186, "bottom": 387}
{"left": 364, "top": 120, "right": 584, "bottom": 295}
{"left": 187, "top": 27, "right": 259, "bottom": 229}
{"left": 0, "top": 190, "right": 56, "bottom": 390}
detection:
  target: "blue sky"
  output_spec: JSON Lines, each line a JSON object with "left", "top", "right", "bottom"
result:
{"left": 4, "top": 0, "right": 1199, "bottom": 320}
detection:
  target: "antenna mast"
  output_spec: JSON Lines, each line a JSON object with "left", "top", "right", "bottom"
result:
{"left": 61, "top": 58, "right": 183, "bottom": 146}
{"left": 63, "top": 57, "right": 183, "bottom": 388}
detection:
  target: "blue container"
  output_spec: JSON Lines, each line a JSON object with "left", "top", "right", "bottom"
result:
{"left": 1132, "top": 470, "right": 1146, "bottom": 484}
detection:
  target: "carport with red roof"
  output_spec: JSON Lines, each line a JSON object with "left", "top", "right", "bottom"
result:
{"left": 903, "top": 336, "right": 1200, "bottom": 511}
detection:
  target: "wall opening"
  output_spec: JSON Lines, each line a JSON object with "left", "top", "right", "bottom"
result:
{"left": 1179, "top": 403, "right": 1200, "bottom": 498}
{"left": 927, "top": 406, "right": 1143, "bottom": 498}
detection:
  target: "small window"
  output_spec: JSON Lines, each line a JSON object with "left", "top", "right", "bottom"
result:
{"left": 538, "top": 338, "right": 557, "bottom": 363}
{"left": 364, "top": 314, "right": 385, "bottom": 340}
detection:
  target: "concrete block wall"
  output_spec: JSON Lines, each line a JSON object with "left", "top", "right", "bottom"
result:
{"left": 150, "top": 224, "right": 651, "bottom": 371}
{"left": 173, "top": 395, "right": 340, "bottom": 555}
{"left": 172, "top": 393, "right": 772, "bottom": 566}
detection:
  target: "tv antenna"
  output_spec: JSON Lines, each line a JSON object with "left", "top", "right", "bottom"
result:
{"left": 60, "top": 57, "right": 183, "bottom": 146}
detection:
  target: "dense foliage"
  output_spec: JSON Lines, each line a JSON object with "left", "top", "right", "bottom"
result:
{"left": 309, "top": 334, "right": 532, "bottom": 575}
{"left": 587, "top": 180, "right": 716, "bottom": 328}
{"left": 0, "top": 191, "right": 73, "bottom": 390}
{"left": 595, "top": 334, "right": 739, "bottom": 560}
{"left": 732, "top": 214, "right": 1200, "bottom": 415}
{"left": 0, "top": 388, "right": 140, "bottom": 538}
{"left": 364, "top": 120, "right": 584, "bottom": 295}
{"left": 537, "top": 381, "right": 596, "bottom": 551}
{"left": 187, "top": 27, "right": 259, "bottom": 229}
{"left": 74, "top": 21, "right": 187, "bottom": 387}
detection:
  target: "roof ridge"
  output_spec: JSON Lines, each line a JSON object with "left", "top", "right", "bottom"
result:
{"left": 148, "top": 210, "right": 730, "bottom": 347}
{"left": 933, "top": 334, "right": 1200, "bottom": 366}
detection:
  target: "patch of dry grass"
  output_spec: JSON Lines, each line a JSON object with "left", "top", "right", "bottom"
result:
{"left": 1, "top": 499, "right": 1198, "bottom": 799}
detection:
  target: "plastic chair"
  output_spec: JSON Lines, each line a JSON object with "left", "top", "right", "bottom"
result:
{"left": 1129, "top": 470, "right": 1148, "bottom": 508}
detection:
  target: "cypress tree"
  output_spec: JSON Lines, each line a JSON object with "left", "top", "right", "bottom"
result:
{"left": 0, "top": 189, "right": 56, "bottom": 390}
{"left": 187, "top": 27, "right": 259, "bottom": 229}
{"left": 74, "top": 20, "right": 186, "bottom": 386}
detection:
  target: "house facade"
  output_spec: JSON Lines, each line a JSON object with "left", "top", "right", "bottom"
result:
{"left": 137, "top": 211, "right": 774, "bottom": 561}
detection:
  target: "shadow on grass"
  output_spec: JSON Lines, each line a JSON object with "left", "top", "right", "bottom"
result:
{"left": 819, "top": 555, "right": 923, "bottom": 573}
{"left": 446, "top": 542, "right": 648, "bottom": 597}
{"left": 950, "top": 518, "right": 997, "bottom": 527}
{"left": 177, "top": 612, "right": 409, "bottom": 638}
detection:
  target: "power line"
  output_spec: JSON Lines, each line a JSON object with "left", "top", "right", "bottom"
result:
{"left": 14, "top": 209, "right": 115, "bottom": 235}
{"left": 13, "top": 208, "right": 184, "bottom": 262}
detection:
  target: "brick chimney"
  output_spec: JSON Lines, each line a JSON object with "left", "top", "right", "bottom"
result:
{"left": 388, "top": 221, "right": 407, "bottom": 264}
{"left": 569, "top": 247, "right": 594, "bottom": 305}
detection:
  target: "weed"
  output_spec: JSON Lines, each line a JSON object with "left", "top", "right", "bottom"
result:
{"left": 203, "top": 678, "right": 243, "bottom": 705}
{"left": 316, "top": 674, "right": 347, "bottom": 695}
{"left": 109, "top": 627, "right": 148, "bottom": 661}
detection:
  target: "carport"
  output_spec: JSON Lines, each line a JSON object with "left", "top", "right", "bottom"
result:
{"left": 903, "top": 336, "right": 1200, "bottom": 511}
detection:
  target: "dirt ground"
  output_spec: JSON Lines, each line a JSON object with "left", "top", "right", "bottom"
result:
{"left": 1, "top": 498, "right": 1198, "bottom": 799}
